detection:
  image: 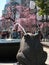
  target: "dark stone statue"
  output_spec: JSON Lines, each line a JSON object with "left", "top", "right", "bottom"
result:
{"left": 16, "top": 33, "right": 47, "bottom": 65}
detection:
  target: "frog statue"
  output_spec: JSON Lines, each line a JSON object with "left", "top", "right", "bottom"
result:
{"left": 16, "top": 33, "right": 47, "bottom": 65}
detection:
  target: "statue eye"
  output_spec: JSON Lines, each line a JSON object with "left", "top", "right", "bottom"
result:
{"left": 24, "top": 34, "right": 30, "bottom": 38}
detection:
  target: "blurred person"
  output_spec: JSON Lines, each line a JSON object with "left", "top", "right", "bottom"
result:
{"left": 6, "top": 31, "right": 10, "bottom": 38}
{"left": 38, "top": 30, "right": 43, "bottom": 41}
{"left": 11, "top": 24, "right": 21, "bottom": 39}
{"left": 0, "top": 31, "right": 2, "bottom": 39}
{"left": 1, "top": 30, "right": 7, "bottom": 39}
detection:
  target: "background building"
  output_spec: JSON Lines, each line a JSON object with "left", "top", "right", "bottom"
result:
{"left": 6, "top": 0, "right": 21, "bottom": 5}
{"left": 6, "top": 0, "right": 32, "bottom": 7}
{"left": 6, "top": 0, "right": 10, "bottom": 3}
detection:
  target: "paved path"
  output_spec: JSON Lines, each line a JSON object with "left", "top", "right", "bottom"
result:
{"left": 41, "top": 42, "right": 49, "bottom": 47}
{"left": 0, "top": 63, "right": 17, "bottom": 65}
{"left": 40, "top": 42, "right": 49, "bottom": 64}
{"left": 43, "top": 46, "right": 49, "bottom": 65}
{"left": 0, "top": 63, "right": 14, "bottom": 65}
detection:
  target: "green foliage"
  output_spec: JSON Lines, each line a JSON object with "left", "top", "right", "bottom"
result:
{"left": 38, "top": 9, "right": 45, "bottom": 15}
{"left": 36, "top": 0, "right": 44, "bottom": 9}
{"left": 35, "top": 0, "right": 49, "bottom": 15}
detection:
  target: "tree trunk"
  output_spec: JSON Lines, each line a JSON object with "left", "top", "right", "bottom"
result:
{"left": 42, "top": 15, "right": 44, "bottom": 22}
{"left": 46, "top": 14, "right": 48, "bottom": 22}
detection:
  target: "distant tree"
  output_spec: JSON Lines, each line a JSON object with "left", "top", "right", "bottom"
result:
{"left": 36, "top": 0, "right": 49, "bottom": 22}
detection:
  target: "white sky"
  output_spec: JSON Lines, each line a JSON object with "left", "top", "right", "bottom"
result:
{"left": 0, "top": 0, "right": 6, "bottom": 18}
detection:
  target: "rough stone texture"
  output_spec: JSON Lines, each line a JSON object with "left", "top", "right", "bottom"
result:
{"left": 16, "top": 33, "right": 47, "bottom": 65}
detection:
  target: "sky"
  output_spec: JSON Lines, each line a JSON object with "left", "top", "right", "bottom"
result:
{"left": 0, "top": 0, "right": 6, "bottom": 18}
